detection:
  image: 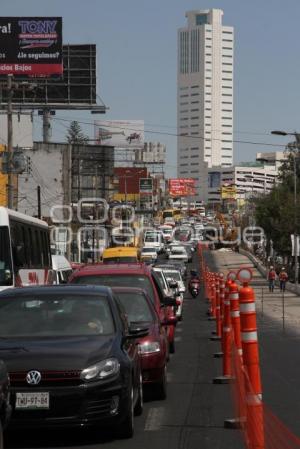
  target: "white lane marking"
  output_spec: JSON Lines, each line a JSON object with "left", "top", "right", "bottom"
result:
{"left": 176, "top": 327, "right": 183, "bottom": 333}
{"left": 144, "top": 407, "right": 164, "bottom": 431}
{"left": 175, "top": 336, "right": 182, "bottom": 342}
{"left": 167, "top": 372, "right": 173, "bottom": 382}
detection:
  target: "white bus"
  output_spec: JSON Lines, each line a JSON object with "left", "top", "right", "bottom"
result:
{"left": 0, "top": 207, "right": 54, "bottom": 291}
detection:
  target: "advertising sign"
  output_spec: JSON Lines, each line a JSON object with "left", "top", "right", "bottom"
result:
{"left": 0, "top": 17, "right": 63, "bottom": 77}
{"left": 221, "top": 185, "right": 237, "bottom": 199}
{"left": 139, "top": 178, "right": 153, "bottom": 195}
{"left": 169, "top": 178, "right": 196, "bottom": 197}
{"left": 95, "top": 120, "right": 144, "bottom": 149}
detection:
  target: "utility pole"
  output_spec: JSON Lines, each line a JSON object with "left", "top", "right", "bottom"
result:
{"left": 42, "top": 109, "right": 51, "bottom": 143}
{"left": 7, "top": 74, "right": 13, "bottom": 209}
{"left": 37, "top": 185, "right": 41, "bottom": 219}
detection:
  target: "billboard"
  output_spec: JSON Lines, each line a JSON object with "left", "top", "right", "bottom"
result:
{"left": 169, "top": 178, "right": 196, "bottom": 197}
{"left": 221, "top": 185, "right": 237, "bottom": 199}
{"left": 0, "top": 17, "right": 62, "bottom": 77}
{"left": 95, "top": 120, "right": 144, "bottom": 149}
{"left": 139, "top": 178, "right": 153, "bottom": 195}
{"left": 0, "top": 44, "right": 96, "bottom": 106}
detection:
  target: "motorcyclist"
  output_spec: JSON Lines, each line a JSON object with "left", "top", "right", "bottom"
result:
{"left": 189, "top": 269, "right": 201, "bottom": 291}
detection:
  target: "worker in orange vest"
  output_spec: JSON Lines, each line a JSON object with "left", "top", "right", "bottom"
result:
{"left": 279, "top": 267, "right": 288, "bottom": 292}
{"left": 267, "top": 266, "right": 276, "bottom": 292}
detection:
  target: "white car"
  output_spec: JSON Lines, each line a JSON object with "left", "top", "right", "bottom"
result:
{"left": 160, "top": 268, "right": 184, "bottom": 320}
{"left": 144, "top": 230, "right": 164, "bottom": 253}
{"left": 140, "top": 246, "right": 158, "bottom": 262}
{"left": 168, "top": 246, "right": 188, "bottom": 263}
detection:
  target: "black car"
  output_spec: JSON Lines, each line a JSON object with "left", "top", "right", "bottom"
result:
{"left": 0, "top": 360, "right": 11, "bottom": 449}
{"left": 0, "top": 285, "right": 147, "bottom": 438}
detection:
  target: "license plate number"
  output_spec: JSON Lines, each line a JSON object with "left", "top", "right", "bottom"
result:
{"left": 15, "top": 392, "right": 49, "bottom": 409}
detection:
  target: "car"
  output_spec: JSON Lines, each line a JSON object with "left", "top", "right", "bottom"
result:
{"left": 167, "top": 246, "right": 188, "bottom": 263}
{"left": 156, "top": 261, "right": 187, "bottom": 280}
{"left": 140, "top": 247, "right": 158, "bottom": 263}
{"left": 155, "top": 267, "right": 185, "bottom": 320}
{"left": 69, "top": 264, "right": 177, "bottom": 354}
{"left": 112, "top": 287, "right": 169, "bottom": 399}
{"left": 0, "top": 285, "right": 146, "bottom": 438}
{"left": 0, "top": 360, "right": 11, "bottom": 448}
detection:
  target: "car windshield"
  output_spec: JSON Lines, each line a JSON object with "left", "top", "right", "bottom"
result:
{"left": 0, "top": 294, "right": 115, "bottom": 337}
{"left": 0, "top": 227, "right": 13, "bottom": 286}
{"left": 73, "top": 274, "right": 156, "bottom": 304}
{"left": 115, "top": 291, "right": 154, "bottom": 323}
{"left": 103, "top": 256, "right": 137, "bottom": 264}
{"left": 164, "top": 270, "right": 181, "bottom": 281}
{"left": 142, "top": 248, "right": 156, "bottom": 253}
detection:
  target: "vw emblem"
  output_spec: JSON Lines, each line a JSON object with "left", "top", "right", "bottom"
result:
{"left": 26, "top": 370, "right": 42, "bottom": 385}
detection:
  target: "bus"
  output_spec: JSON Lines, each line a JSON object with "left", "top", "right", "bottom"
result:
{"left": 0, "top": 207, "right": 54, "bottom": 290}
{"left": 102, "top": 246, "right": 140, "bottom": 264}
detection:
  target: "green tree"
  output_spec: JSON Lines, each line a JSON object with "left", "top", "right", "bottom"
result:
{"left": 254, "top": 149, "right": 300, "bottom": 257}
{"left": 66, "top": 121, "right": 89, "bottom": 144}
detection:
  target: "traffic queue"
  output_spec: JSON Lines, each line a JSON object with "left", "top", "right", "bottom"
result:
{"left": 0, "top": 206, "right": 209, "bottom": 443}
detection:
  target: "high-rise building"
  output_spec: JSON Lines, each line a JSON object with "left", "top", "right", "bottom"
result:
{"left": 177, "top": 9, "right": 234, "bottom": 199}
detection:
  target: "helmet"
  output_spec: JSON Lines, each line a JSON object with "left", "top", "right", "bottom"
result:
{"left": 270, "top": 266, "right": 274, "bottom": 269}
{"left": 281, "top": 267, "right": 285, "bottom": 270}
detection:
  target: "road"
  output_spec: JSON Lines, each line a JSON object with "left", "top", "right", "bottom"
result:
{"left": 4, "top": 254, "right": 244, "bottom": 449}
{"left": 205, "top": 247, "right": 300, "bottom": 439}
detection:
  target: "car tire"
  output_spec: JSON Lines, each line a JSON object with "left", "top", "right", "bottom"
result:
{"left": 169, "top": 340, "right": 175, "bottom": 354}
{"left": 156, "top": 366, "right": 167, "bottom": 400}
{"left": 118, "top": 386, "right": 134, "bottom": 439}
{"left": 134, "top": 374, "right": 143, "bottom": 416}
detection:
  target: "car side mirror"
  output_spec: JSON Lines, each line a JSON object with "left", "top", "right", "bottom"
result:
{"left": 126, "top": 323, "right": 149, "bottom": 339}
{"left": 161, "top": 315, "right": 177, "bottom": 326}
{"left": 161, "top": 296, "right": 177, "bottom": 307}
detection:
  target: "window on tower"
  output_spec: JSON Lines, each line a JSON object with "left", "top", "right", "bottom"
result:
{"left": 196, "top": 14, "right": 208, "bottom": 25}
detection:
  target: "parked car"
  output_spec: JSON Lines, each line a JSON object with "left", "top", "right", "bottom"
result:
{"left": 112, "top": 287, "right": 169, "bottom": 399}
{"left": 0, "top": 285, "right": 147, "bottom": 438}
{"left": 0, "top": 360, "right": 11, "bottom": 448}
{"left": 69, "top": 264, "right": 177, "bottom": 353}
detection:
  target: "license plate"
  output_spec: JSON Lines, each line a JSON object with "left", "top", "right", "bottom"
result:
{"left": 15, "top": 392, "right": 49, "bottom": 409}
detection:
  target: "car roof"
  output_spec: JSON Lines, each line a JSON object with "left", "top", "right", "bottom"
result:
{"left": 0, "top": 284, "right": 113, "bottom": 298}
{"left": 71, "top": 263, "right": 151, "bottom": 277}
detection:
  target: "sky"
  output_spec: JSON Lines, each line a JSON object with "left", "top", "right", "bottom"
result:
{"left": 1, "top": 0, "right": 300, "bottom": 176}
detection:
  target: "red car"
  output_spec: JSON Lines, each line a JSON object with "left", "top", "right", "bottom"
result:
{"left": 68, "top": 264, "right": 177, "bottom": 353}
{"left": 112, "top": 287, "right": 169, "bottom": 399}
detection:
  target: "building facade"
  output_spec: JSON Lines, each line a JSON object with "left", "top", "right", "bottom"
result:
{"left": 207, "top": 164, "right": 277, "bottom": 206}
{"left": 135, "top": 142, "right": 166, "bottom": 164}
{"left": 177, "top": 9, "right": 234, "bottom": 199}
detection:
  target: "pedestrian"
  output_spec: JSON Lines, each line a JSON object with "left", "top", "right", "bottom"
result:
{"left": 279, "top": 267, "right": 288, "bottom": 292}
{"left": 267, "top": 266, "right": 276, "bottom": 292}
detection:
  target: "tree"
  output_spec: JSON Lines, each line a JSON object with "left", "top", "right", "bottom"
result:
{"left": 66, "top": 121, "right": 89, "bottom": 144}
{"left": 254, "top": 148, "right": 300, "bottom": 258}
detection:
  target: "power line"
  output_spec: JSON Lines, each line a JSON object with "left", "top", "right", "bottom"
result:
{"left": 51, "top": 116, "right": 286, "bottom": 149}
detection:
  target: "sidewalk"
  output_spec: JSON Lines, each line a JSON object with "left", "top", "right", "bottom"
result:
{"left": 204, "top": 248, "right": 300, "bottom": 437}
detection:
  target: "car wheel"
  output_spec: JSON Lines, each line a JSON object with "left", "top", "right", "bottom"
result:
{"left": 134, "top": 374, "right": 143, "bottom": 416}
{"left": 156, "top": 366, "right": 167, "bottom": 400}
{"left": 118, "top": 386, "right": 134, "bottom": 439}
{"left": 169, "top": 340, "right": 175, "bottom": 354}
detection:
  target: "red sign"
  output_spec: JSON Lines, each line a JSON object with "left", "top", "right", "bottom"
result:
{"left": 169, "top": 178, "right": 196, "bottom": 197}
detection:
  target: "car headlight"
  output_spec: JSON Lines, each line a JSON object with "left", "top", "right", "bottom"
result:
{"left": 139, "top": 341, "right": 161, "bottom": 354}
{"left": 81, "top": 358, "right": 120, "bottom": 381}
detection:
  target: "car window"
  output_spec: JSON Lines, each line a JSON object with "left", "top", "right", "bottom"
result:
{"left": 72, "top": 274, "right": 156, "bottom": 304}
{"left": 115, "top": 291, "right": 154, "bottom": 323}
{"left": 0, "top": 294, "right": 115, "bottom": 337}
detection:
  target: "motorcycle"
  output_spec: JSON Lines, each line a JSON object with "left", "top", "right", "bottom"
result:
{"left": 189, "top": 279, "right": 200, "bottom": 298}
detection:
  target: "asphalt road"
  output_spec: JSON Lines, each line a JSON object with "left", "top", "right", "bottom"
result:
{"left": 4, "top": 254, "right": 244, "bottom": 449}
{"left": 205, "top": 248, "right": 300, "bottom": 439}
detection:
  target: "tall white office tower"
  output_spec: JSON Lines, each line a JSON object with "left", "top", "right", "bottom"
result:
{"left": 177, "top": 9, "right": 234, "bottom": 200}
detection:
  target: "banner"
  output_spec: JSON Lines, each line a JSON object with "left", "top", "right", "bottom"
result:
{"left": 95, "top": 120, "right": 144, "bottom": 149}
{"left": 291, "top": 234, "right": 300, "bottom": 257}
{"left": 169, "top": 178, "right": 196, "bottom": 197}
{"left": 139, "top": 178, "right": 153, "bottom": 195}
{"left": 221, "top": 185, "right": 237, "bottom": 199}
{"left": 0, "top": 17, "right": 63, "bottom": 77}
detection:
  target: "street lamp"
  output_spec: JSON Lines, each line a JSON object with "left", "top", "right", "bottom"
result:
{"left": 271, "top": 130, "right": 300, "bottom": 285}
